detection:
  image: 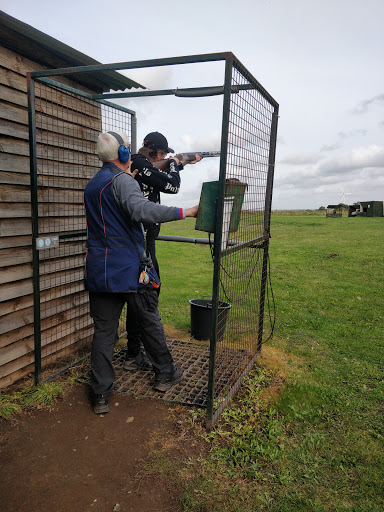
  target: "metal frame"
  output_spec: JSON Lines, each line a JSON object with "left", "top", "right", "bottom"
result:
{"left": 27, "top": 52, "right": 279, "bottom": 426}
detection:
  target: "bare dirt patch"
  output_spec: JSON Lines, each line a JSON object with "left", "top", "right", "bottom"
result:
{"left": 0, "top": 384, "right": 185, "bottom": 512}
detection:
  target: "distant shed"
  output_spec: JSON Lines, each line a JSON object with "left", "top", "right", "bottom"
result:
{"left": 326, "top": 203, "right": 348, "bottom": 218}
{"left": 0, "top": 11, "right": 143, "bottom": 388}
{"left": 358, "top": 201, "right": 383, "bottom": 217}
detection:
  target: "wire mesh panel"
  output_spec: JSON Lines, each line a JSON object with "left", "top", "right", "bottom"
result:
{"left": 208, "top": 59, "right": 278, "bottom": 424}
{"left": 26, "top": 54, "right": 277, "bottom": 425}
{"left": 31, "top": 80, "right": 133, "bottom": 378}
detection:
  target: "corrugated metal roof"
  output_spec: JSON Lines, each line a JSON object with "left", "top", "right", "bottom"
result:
{"left": 0, "top": 10, "right": 145, "bottom": 92}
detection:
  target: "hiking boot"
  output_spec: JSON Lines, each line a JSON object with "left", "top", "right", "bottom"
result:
{"left": 153, "top": 366, "right": 184, "bottom": 392}
{"left": 123, "top": 351, "right": 152, "bottom": 371}
{"left": 93, "top": 395, "right": 109, "bottom": 414}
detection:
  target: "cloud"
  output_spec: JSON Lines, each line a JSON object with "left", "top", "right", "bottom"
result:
{"left": 337, "top": 129, "right": 367, "bottom": 139}
{"left": 121, "top": 67, "right": 174, "bottom": 90}
{"left": 320, "top": 144, "right": 384, "bottom": 174}
{"left": 321, "top": 129, "right": 367, "bottom": 153}
{"left": 320, "top": 143, "right": 341, "bottom": 152}
{"left": 275, "top": 145, "right": 384, "bottom": 191}
{"left": 279, "top": 153, "right": 323, "bottom": 165}
{"left": 352, "top": 94, "right": 384, "bottom": 114}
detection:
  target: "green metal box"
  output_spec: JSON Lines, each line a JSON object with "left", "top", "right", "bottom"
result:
{"left": 195, "top": 179, "right": 247, "bottom": 233}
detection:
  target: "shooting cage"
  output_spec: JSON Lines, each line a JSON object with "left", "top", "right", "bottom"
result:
{"left": 26, "top": 52, "right": 278, "bottom": 427}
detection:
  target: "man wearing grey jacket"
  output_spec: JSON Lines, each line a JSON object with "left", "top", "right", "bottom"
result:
{"left": 83, "top": 130, "right": 198, "bottom": 414}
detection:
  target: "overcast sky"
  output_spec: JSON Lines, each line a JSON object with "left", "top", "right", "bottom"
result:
{"left": 2, "top": 0, "right": 384, "bottom": 209}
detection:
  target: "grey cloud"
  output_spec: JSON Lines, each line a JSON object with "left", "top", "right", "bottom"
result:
{"left": 337, "top": 129, "right": 367, "bottom": 139}
{"left": 352, "top": 94, "right": 384, "bottom": 114}
{"left": 279, "top": 153, "right": 323, "bottom": 165}
{"left": 320, "top": 143, "right": 341, "bottom": 152}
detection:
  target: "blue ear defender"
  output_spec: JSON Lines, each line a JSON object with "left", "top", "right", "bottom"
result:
{"left": 107, "top": 131, "right": 130, "bottom": 163}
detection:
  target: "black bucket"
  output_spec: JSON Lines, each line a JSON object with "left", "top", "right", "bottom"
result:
{"left": 189, "top": 298, "right": 231, "bottom": 341}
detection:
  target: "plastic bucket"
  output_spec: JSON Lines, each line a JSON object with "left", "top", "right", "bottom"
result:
{"left": 189, "top": 298, "right": 231, "bottom": 341}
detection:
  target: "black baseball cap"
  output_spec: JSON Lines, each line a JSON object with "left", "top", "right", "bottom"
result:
{"left": 143, "top": 132, "right": 174, "bottom": 153}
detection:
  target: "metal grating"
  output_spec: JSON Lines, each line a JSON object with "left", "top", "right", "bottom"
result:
{"left": 77, "top": 339, "right": 251, "bottom": 407}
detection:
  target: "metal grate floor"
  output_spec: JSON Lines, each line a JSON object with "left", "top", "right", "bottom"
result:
{"left": 77, "top": 339, "right": 251, "bottom": 408}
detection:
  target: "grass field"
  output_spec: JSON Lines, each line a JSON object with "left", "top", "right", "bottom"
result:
{"left": 1, "top": 213, "right": 383, "bottom": 511}
{"left": 156, "top": 214, "right": 384, "bottom": 511}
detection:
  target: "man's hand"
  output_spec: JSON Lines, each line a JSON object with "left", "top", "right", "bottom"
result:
{"left": 182, "top": 153, "right": 202, "bottom": 166}
{"left": 185, "top": 205, "right": 199, "bottom": 218}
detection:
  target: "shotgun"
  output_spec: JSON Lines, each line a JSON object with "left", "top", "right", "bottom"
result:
{"left": 153, "top": 151, "right": 220, "bottom": 171}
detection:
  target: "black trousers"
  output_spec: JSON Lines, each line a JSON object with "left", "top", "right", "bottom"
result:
{"left": 126, "top": 224, "right": 161, "bottom": 357}
{"left": 89, "top": 288, "right": 175, "bottom": 397}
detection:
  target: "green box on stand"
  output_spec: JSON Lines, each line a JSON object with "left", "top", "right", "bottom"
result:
{"left": 195, "top": 179, "right": 247, "bottom": 234}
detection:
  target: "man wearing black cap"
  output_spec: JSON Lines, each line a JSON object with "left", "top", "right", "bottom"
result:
{"left": 124, "top": 132, "right": 201, "bottom": 371}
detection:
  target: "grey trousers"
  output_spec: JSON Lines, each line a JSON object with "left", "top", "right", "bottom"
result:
{"left": 89, "top": 288, "right": 175, "bottom": 397}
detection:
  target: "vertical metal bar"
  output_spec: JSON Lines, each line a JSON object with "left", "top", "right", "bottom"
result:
{"left": 264, "top": 108, "right": 279, "bottom": 234}
{"left": 206, "top": 56, "right": 233, "bottom": 428}
{"left": 131, "top": 113, "right": 137, "bottom": 153}
{"left": 27, "top": 74, "right": 42, "bottom": 385}
{"left": 257, "top": 108, "right": 279, "bottom": 352}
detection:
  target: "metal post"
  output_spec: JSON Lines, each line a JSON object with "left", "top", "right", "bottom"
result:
{"left": 27, "top": 74, "right": 42, "bottom": 385}
{"left": 257, "top": 108, "right": 279, "bottom": 352}
{"left": 131, "top": 114, "right": 137, "bottom": 154}
{"left": 206, "top": 55, "right": 233, "bottom": 428}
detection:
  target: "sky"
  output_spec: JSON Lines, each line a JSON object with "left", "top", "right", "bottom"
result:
{"left": 2, "top": 0, "right": 384, "bottom": 210}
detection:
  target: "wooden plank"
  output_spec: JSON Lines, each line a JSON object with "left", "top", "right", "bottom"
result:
{"left": 36, "top": 83, "right": 101, "bottom": 119}
{"left": 0, "top": 67, "right": 102, "bottom": 115}
{"left": 1, "top": 137, "right": 100, "bottom": 166}
{"left": 0, "top": 79, "right": 101, "bottom": 119}
{"left": 0, "top": 152, "right": 29, "bottom": 173}
{"left": 0, "top": 83, "right": 26, "bottom": 107}
{"left": 0, "top": 45, "right": 98, "bottom": 95}
{"left": 0, "top": 118, "right": 28, "bottom": 139}
{"left": 0, "top": 235, "right": 32, "bottom": 250}
{"left": 0, "top": 203, "right": 31, "bottom": 218}
{"left": 0, "top": 278, "right": 32, "bottom": 302}
{"left": 0, "top": 254, "right": 85, "bottom": 285}
{"left": 0, "top": 304, "right": 90, "bottom": 351}
{"left": 37, "top": 116, "right": 101, "bottom": 144}
{"left": 0, "top": 290, "right": 89, "bottom": 340}
{"left": 0, "top": 362, "right": 34, "bottom": 388}
{"left": 0, "top": 266, "right": 84, "bottom": 302}
{"left": 0, "top": 280, "right": 85, "bottom": 316}
{"left": 0, "top": 246, "right": 32, "bottom": 267}
{"left": 0, "top": 170, "right": 29, "bottom": 186}
{"left": 0, "top": 151, "right": 98, "bottom": 178}
{"left": 0, "top": 323, "right": 93, "bottom": 383}
{"left": 35, "top": 98, "right": 102, "bottom": 130}
{"left": 0, "top": 101, "right": 28, "bottom": 124}
{"left": 0, "top": 66, "right": 27, "bottom": 93}
{"left": 0, "top": 310, "right": 91, "bottom": 366}
{"left": 0, "top": 184, "right": 85, "bottom": 203}
{"left": 36, "top": 130, "right": 99, "bottom": 156}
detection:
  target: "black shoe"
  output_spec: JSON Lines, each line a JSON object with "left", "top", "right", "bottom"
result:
{"left": 153, "top": 366, "right": 184, "bottom": 392}
{"left": 93, "top": 395, "right": 109, "bottom": 414}
{"left": 123, "top": 352, "right": 152, "bottom": 371}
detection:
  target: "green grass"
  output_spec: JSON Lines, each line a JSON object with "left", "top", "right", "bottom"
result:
{"left": 156, "top": 214, "right": 384, "bottom": 511}
{"left": 0, "top": 382, "right": 64, "bottom": 420}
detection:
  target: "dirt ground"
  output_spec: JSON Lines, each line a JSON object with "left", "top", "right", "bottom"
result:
{"left": 0, "top": 384, "right": 191, "bottom": 512}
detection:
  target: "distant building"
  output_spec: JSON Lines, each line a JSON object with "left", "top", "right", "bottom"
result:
{"left": 326, "top": 204, "right": 348, "bottom": 218}
{"left": 348, "top": 201, "right": 384, "bottom": 217}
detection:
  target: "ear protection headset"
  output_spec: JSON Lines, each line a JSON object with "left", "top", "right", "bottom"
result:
{"left": 107, "top": 131, "right": 130, "bottom": 163}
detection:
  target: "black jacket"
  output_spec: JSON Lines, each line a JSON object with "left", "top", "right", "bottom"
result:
{"left": 132, "top": 153, "right": 182, "bottom": 205}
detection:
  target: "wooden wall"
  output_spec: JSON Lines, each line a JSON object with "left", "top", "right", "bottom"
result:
{"left": 0, "top": 44, "right": 102, "bottom": 387}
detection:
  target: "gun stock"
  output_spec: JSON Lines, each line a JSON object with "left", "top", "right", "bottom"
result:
{"left": 153, "top": 151, "right": 220, "bottom": 171}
